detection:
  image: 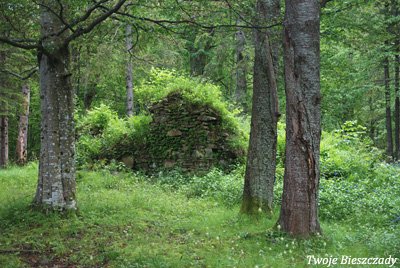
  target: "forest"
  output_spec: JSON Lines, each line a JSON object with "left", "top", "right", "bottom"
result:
{"left": 0, "top": 0, "right": 399, "bottom": 267}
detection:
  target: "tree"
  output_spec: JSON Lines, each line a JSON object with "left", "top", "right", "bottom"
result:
{"left": 0, "top": 112, "right": 8, "bottom": 168}
{"left": 384, "top": 39, "right": 393, "bottom": 161}
{"left": 278, "top": 0, "right": 329, "bottom": 236}
{"left": 15, "top": 84, "right": 30, "bottom": 165}
{"left": 0, "top": 0, "right": 126, "bottom": 211}
{"left": 240, "top": 0, "right": 281, "bottom": 216}
{"left": 235, "top": 17, "right": 247, "bottom": 105}
{"left": 126, "top": 23, "right": 134, "bottom": 117}
{"left": 0, "top": 44, "right": 8, "bottom": 168}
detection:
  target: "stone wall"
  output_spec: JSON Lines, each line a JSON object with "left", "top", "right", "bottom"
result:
{"left": 124, "top": 91, "right": 242, "bottom": 173}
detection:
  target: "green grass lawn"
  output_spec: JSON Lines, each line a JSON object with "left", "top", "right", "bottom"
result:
{"left": 0, "top": 164, "right": 399, "bottom": 267}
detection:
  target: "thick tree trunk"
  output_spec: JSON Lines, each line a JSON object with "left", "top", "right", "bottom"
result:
{"left": 0, "top": 115, "right": 8, "bottom": 168}
{"left": 384, "top": 45, "right": 393, "bottom": 162}
{"left": 240, "top": 0, "right": 281, "bottom": 216}
{"left": 15, "top": 84, "right": 30, "bottom": 165}
{"left": 235, "top": 18, "right": 247, "bottom": 104}
{"left": 33, "top": 7, "right": 77, "bottom": 211}
{"left": 278, "top": 0, "right": 322, "bottom": 236}
{"left": 126, "top": 23, "right": 134, "bottom": 117}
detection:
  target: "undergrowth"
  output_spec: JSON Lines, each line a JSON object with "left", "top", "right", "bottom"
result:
{"left": 1, "top": 157, "right": 399, "bottom": 267}
{"left": 1, "top": 121, "right": 400, "bottom": 267}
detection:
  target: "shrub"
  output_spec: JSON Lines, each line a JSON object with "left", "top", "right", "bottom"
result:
{"left": 75, "top": 107, "right": 151, "bottom": 169}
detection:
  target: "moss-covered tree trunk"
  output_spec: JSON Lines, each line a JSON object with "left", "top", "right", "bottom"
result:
{"left": 240, "top": 0, "right": 281, "bottom": 216}
{"left": 33, "top": 7, "right": 77, "bottom": 210}
{"left": 278, "top": 0, "right": 323, "bottom": 236}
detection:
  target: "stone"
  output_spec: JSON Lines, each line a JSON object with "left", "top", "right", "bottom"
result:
{"left": 207, "top": 143, "right": 217, "bottom": 149}
{"left": 198, "top": 115, "right": 217, "bottom": 121}
{"left": 151, "top": 102, "right": 164, "bottom": 110}
{"left": 205, "top": 148, "right": 213, "bottom": 157}
{"left": 163, "top": 160, "right": 176, "bottom": 168}
{"left": 122, "top": 156, "right": 134, "bottom": 169}
{"left": 167, "top": 128, "right": 182, "bottom": 136}
{"left": 219, "top": 159, "right": 228, "bottom": 166}
{"left": 193, "top": 150, "right": 204, "bottom": 158}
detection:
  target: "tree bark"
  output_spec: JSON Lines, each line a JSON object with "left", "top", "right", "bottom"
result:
{"left": 33, "top": 7, "right": 77, "bottom": 211}
{"left": 278, "top": 0, "right": 322, "bottom": 236}
{"left": 190, "top": 29, "right": 214, "bottom": 76}
{"left": 15, "top": 84, "right": 30, "bottom": 165}
{"left": 395, "top": 43, "right": 399, "bottom": 160}
{"left": 126, "top": 23, "right": 134, "bottom": 117}
{"left": 71, "top": 44, "right": 82, "bottom": 98}
{"left": 384, "top": 41, "right": 393, "bottom": 162}
{"left": 240, "top": 0, "right": 281, "bottom": 217}
{"left": 392, "top": 0, "right": 399, "bottom": 160}
{"left": 235, "top": 18, "right": 247, "bottom": 105}
{"left": 0, "top": 46, "right": 8, "bottom": 169}
{"left": 83, "top": 46, "right": 91, "bottom": 111}
{"left": 0, "top": 115, "right": 8, "bottom": 169}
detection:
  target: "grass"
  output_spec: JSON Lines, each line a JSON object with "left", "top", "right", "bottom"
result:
{"left": 0, "top": 164, "right": 399, "bottom": 267}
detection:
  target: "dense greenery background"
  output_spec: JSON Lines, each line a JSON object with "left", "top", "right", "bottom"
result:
{"left": 1, "top": 0, "right": 400, "bottom": 267}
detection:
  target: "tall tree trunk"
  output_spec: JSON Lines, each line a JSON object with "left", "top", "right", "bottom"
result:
{"left": 71, "top": 44, "right": 82, "bottom": 98}
{"left": 126, "top": 23, "right": 134, "bottom": 117}
{"left": 33, "top": 7, "right": 77, "bottom": 211}
{"left": 235, "top": 18, "right": 247, "bottom": 105}
{"left": 278, "top": 0, "right": 323, "bottom": 236}
{"left": 369, "top": 95, "right": 376, "bottom": 145}
{"left": 190, "top": 29, "right": 214, "bottom": 76}
{"left": 0, "top": 45, "right": 8, "bottom": 169}
{"left": 384, "top": 41, "right": 393, "bottom": 162}
{"left": 392, "top": 0, "right": 399, "bottom": 160}
{"left": 240, "top": 0, "right": 281, "bottom": 216}
{"left": 15, "top": 84, "right": 30, "bottom": 165}
{"left": 395, "top": 42, "right": 399, "bottom": 160}
{"left": 83, "top": 46, "right": 92, "bottom": 111}
{"left": 0, "top": 115, "right": 8, "bottom": 168}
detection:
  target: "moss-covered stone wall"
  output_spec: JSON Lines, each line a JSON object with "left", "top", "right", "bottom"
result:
{"left": 124, "top": 91, "right": 243, "bottom": 173}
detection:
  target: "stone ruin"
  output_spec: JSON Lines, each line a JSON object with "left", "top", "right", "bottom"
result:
{"left": 122, "top": 91, "right": 244, "bottom": 173}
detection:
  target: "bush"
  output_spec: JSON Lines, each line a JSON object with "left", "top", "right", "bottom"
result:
{"left": 75, "top": 107, "right": 151, "bottom": 169}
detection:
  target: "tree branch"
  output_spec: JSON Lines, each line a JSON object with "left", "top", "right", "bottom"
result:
{"left": 0, "top": 68, "right": 38, "bottom": 80}
{"left": 0, "top": 37, "right": 38, "bottom": 50}
{"left": 114, "top": 11, "right": 282, "bottom": 30}
{"left": 321, "top": 0, "right": 333, "bottom": 8}
{"left": 38, "top": 0, "right": 110, "bottom": 42}
{"left": 62, "top": 0, "right": 127, "bottom": 46}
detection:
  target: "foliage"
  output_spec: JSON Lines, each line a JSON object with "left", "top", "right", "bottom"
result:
{"left": 0, "top": 163, "right": 399, "bottom": 267}
{"left": 153, "top": 166, "right": 245, "bottom": 206}
{"left": 75, "top": 106, "right": 151, "bottom": 168}
{"left": 135, "top": 67, "right": 241, "bottom": 128}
